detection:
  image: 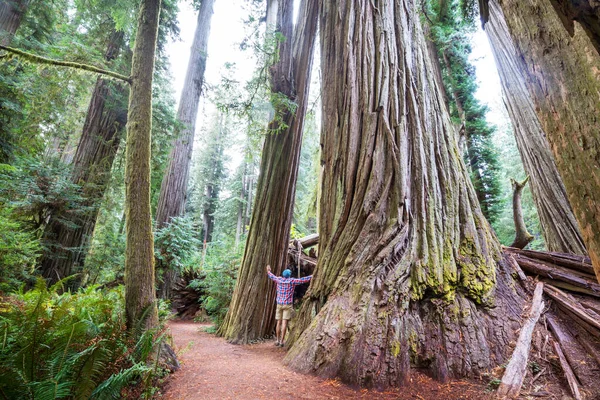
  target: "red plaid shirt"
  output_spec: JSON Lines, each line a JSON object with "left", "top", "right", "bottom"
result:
{"left": 267, "top": 271, "right": 312, "bottom": 305}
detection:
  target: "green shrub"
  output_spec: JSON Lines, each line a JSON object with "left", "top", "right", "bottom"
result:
{"left": 154, "top": 216, "right": 202, "bottom": 285}
{"left": 190, "top": 236, "right": 242, "bottom": 327}
{"left": 0, "top": 281, "right": 167, "bottom": 399}
{"left": 0, "top": 208, "right": 41, "bottom": 292}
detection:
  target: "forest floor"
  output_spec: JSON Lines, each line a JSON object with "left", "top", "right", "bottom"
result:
{"left": 158, "top": 320, "right": 493, "bottom": 400}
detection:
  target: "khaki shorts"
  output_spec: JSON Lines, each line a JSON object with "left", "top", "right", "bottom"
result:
{"left": 275, "top": 304, "right": 294, "bottom": 320}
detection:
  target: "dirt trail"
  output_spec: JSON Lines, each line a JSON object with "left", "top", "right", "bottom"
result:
{"left": 159, "top": 320, "right": 491, "bottom": 400}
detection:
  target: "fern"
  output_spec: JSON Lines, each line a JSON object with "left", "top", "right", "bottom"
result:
{"left": 0, "top": 282, "right": 169, "bottom": 399}
{"left": 90, "top": 363, "right": 149, "bottom": 400}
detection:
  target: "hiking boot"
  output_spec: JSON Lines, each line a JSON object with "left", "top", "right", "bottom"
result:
{"left": 274, "top": 341, "right": 281, "bottom": 346}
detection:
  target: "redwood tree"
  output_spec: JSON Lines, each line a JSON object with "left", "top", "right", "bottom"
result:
{"left": 283, "top": 0, "right": 525, "bottom": 386}
{"left": 219, "top": 0, "right": 319, "bottom": 343}
{"left": 40, "top": 29, "right": 129, "bottom": 284}
{"left": 484, "top": 1, "right": 586, "bottom": 255}
{"left": 124, "top": 0, "right": 161, "bottom": 331}
{"left": 488, "top": 0, "right": 600, "bottom": 280}
{"left": 154, "top": 0, "right": 215, "bottom": 297}
{"left": 0, "top": 0, "right": 28, "bottom": 45}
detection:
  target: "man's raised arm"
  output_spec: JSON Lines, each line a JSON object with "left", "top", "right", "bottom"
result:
{"left": 266, "top": 265, "right": 277, "bottom": 281}
{"left": 291, "top": 275, "right": 312, "bottom": 285}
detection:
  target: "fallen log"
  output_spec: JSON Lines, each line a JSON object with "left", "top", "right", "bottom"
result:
{"left": 539, "top": 278, "right": 600, "bottom": 298}
{"left": 505, "top": 253, "right": 528, "bottom": 284}
{"left": 546, "top": 315, "right": 594, "bottom": 388}
{"left": 552, "top": 341, "right": 582, "bottom": 400}
{"left": 497, "top": 282, "right": 545, "bottom": 398}
{"left": 289, "top": 233, "right": 319, "bottom": 249}
{"left": 504, "top": 247, "right": 594, "bottom": 276}
{"left": 287, "top": 249, "right": 317, "bottom": 268}
{"left": 543, "top": 285, "right": 600, "bottom": 333}
{"left": 515, "top": 256, "right": 600, "bottom": 294}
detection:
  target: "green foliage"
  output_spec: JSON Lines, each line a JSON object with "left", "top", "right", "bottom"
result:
{"left": 0, "top": 282, "right": 167, "bottom": 399}
{"left": 0, "top": 157, "right": 88, "bottom": 230}
{"left": 155, "top": 216, "right": 202, "bottom": 281}
{"left": 293, "top": 111, "right": 320, "bottom": 235}
{"left": 189, "top": 238, "right": 243, "bottom": 327}
{"left": 491, "top": 120, "right": 545, "bottom": 249}
{"left": 0, "top": 208, "right": 41, "bottom": 292}
{"left": 425, "top": 0, "right": 503, "bottom": 224}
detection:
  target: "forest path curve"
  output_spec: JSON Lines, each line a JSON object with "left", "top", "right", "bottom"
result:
{"left": 159, "top": 320, "right": 491, "bottom": 400}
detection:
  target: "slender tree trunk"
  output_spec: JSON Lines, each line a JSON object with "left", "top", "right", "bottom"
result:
{"left": 154, "top": 0, "right": 215, "bottom": 299}
{"left": 510, "top": 177, "right": 534, "bottom": 249}
{"left": 284, "top": 0, "right": 526, "bottom": 387}
{"left": 234, "top": 161, "right": 247, "bottom": 247}
{"left": 489, "top": 0, "right": 600, "bottom": 281}
{"left": 219, "top": 0, "right": 319, "bottom": 343}
{"left": 125, "top": 0, "right": 161, "bottom": 331}
{"left": 484, "top": 2, "right": 587, "bottom": 255}
{"left": 0, "top": 0, "right": 28, "bottom": 45}
{"left": 40, "top": 30, "right": 128, "bottom": 284}
{"left": 202, "top": 183, "right": 215, "bottom": 243}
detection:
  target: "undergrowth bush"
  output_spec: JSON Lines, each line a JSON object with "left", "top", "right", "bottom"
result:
{"left": 189, "top": 236, "right": 242, "bottom": 327}
{"left": 0, "top": 280, "right": 169, "bottom": 399}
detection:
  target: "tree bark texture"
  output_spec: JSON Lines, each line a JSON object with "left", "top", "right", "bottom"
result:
{"left": 125, "top": 0, "right": 161, "bottom": 331}
{"left": 490, "top": 0, "right": 600, "bottom": 281}
{"left": 484, "top": 3, "right": 587, "bottom": 255}
{"left": 0, "top": 0, "right": 28, "bottom": 46}
{"left": 41, "top": 30, "right": 128, "bottom": 284}
{"left": 155, "top": 0, "right": 215, "bottom": 229}
{"left": 283, "top": 0, "right": 526, "bottom": 387}
{"left": 219, "top": 0, "right": 319, "bottom": 344}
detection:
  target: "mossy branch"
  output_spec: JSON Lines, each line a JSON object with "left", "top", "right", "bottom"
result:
{"left": 0, "top": 45, "right": 132, "bottom": 84}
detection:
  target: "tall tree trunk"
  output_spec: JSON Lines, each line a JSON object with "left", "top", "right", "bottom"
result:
{"left": 155, "top": 0, "right": 215, "bottom": 228}
{"left": 40, "top": 30, "right": 128, "bottom": 284}
{"left": 488, "top": 0, "right": 600, "bottom": 281}
{"left": 202, "top": 183, "right": 215, "bottom": 243}
{"left": 284, "top": 0, "right": 526, "bottom": 387}
{"left": 219, "top": 0, "right": 319, "bottom": 344}
{"left": 125, "top": 0, "right": 161, "bottom": 331}
{"left": 484, "top": 2, "right": 587, "bottom": 255}
{"left": 154, "top": 0, "right": 215, "bottom": 299}
{"left": 234, "top": 161, "right": 247, "bottom": 247}
{"left": 0, "top": 0, "right": 28, "bottom": 45}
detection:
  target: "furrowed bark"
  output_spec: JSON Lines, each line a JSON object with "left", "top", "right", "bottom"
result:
{"left": 284, "top": 0, "right": 526, "bottom": 387}
{"left": 489, "top": 0, "right": 600, "bottom": 281}
{"left": 0, "top": 0, "right": 28, "bottom": 45}
{"left": 124, "top": 0, "right": 161, "bottom": 331}
{"left": 41, "top": 29, "right": 128, "bottom": 285}
{"left": 219, "top": 0, "right": 319, "bottom": 343}
{"left": 484, "top": 1, "right": 586, "bottom": 255}
{"left": 154, "top": 0, "right": 215, "bottom": 299}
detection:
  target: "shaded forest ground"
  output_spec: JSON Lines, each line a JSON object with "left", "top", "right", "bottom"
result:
{"left": 158, "top": 321, "right": 493, "bottom": 400}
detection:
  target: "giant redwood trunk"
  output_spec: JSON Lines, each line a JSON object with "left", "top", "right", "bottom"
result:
{"left": 484, "top": 2, "right": 586, "bottom": 255}
{"left": 154, "top": 0, "right": 215, "bottom": 298}
{"left": 124, "top": 0, "right": 161, "bottom": 331}
{"left": 0, "top": 0, "right": 28, "bottom": 45}
{"left": 219, "top": 0, "right": 319, "bottom": 343}
{"left": 40, "top": 30, "right": 128, "bottom": 284}
{"left": 155, "top": 0, "right": 215, "bottom": 228}
{"left": 284, "top": 0, "right": 526, "bottom": 387}
{"left": 489, "top": 0, "right": 600, "bottom": 281}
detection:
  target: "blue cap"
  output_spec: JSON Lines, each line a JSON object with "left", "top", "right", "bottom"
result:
{"left": 282, "top": 269, "right": 291, "bottom": 278}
